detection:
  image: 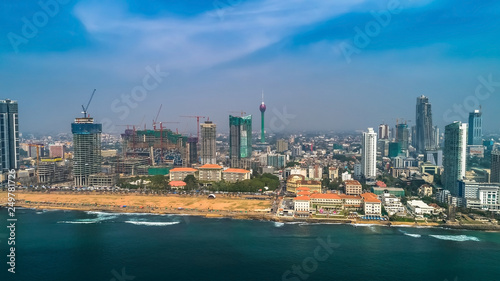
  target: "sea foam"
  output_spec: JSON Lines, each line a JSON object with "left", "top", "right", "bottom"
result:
{"left": 124, "top": 221, "right": 180, "bottom": 226}
{"left": 429, "top": 235, "right": 480, "bottom": 242}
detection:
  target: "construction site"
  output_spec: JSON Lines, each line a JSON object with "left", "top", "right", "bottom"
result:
{"left": 114, "top": 106, "right": 206, "bottom": 176}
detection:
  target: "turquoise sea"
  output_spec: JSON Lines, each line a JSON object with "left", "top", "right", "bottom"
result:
{"left": 1, "top": 208, "right": 500, "bottom": 281}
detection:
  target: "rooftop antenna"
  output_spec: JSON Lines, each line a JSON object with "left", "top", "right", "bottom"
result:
{"left": 81, "top": 89, "right": 96, "bottom": 118}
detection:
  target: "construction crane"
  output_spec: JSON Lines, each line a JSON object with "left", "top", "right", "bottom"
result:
{"left": 180, "top": 115, "right": 205, "bottom": 141}
{"left": 228, "top": 110, "right": 247, "bottom": 116}
{"left": 81, "top": 89, "right": 96, "bottom": 118}
{"left": 152, "top": 104, "right": 163, "bottom": 130}
{"left": 28, "top": 144, "right": 44, "bottom": 183}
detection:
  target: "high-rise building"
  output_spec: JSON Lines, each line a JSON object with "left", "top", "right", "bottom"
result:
{"left": 361, "top": 128, "right": 377, "bottom": 179}
{"left": 443, "top": 121, "right": 467, "bottom": 195}
{"left": 415, "top": 95, "right": 435, "bottom": 153}
{"left": 72, "top": 117, "right": 102, "bottom": 186}
{"left": 259, "top": 93, "right": 266, "bottom": 144}
{"left": 200, "top": 121, "right": 216, "bottom": 165}
{"left": 388, "top": 142, "right": 402, "bottom": 158}
{"left": 49, "top": 144, "right": 65, "bottom": 158}
{"left": 377, "top": 139, "right": 389, "bottom": 157}
{"left": 468, "top": 109, "right": 482, "bottom": 145}
{"left": 395, "top": 123, "right": 409, "bottom": 152}
{"left": 492, "top": 150, "right": 500, "bottom": 183}
{"left": 276, "top": 139, "right": 288, "bottom": 153}
{"left": 229, "top": 115, "right": 252, "bottom": 168}
{"left": 433, "top": 126, "right": 440, "bottom": 148}
{"left": 186, "top": 137, "right": 198, "bottom": 166}
{"left": 378, "top": 124, "right": 389, "bottom": 140}
{"left": 0, "top": 99, "right": 19, "bottom": 171}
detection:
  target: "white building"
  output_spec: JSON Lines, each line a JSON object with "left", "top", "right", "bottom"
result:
{"left": 361, "top": 193, "right": 382, "bottom": 215}
{"left": 294, "top": 196, "right": 310, "bottom": 215}
{"left": 341, "top": 171, "right": 352, "bottom": 181}
{"left": 407, "top": 200, "right": 435, "bottom": 216}
{"left": 380, "top": 193, "right": 405, "bottom": 216}
{"left": 478, "top": 187, "right": 500, "bottom": 211}
{"left": 361, "top": 128, "right": 377, "bottom": 179}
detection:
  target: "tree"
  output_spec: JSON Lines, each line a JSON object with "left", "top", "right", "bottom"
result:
{"left": 150, "top": 175, "right": 168, "bottom": 190}
{"left": 184, "top": 175, "right": 198, "bottom": 190}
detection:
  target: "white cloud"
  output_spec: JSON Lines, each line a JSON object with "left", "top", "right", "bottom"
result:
{"left": 73, "top": 0, "right": 367, "bottom": 71}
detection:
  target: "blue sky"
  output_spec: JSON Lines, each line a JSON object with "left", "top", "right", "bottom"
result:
{"left": 1, "top": 0, "right": 499, "bottom": 135}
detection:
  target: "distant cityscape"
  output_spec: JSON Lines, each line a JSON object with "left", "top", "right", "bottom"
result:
{"left": 2, "top": 93, "right": 500, "bottom": 224}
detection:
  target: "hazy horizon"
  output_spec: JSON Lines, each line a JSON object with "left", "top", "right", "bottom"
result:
{"left": 2, "top": 0, "right": 500, "bottom": 136}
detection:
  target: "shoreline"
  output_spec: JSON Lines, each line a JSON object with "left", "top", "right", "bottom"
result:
{"left": 13, "top": 204, "right": 500, "bottom": 232}
{"left": 4, "top": 192, "right": 499, "bottom": 232}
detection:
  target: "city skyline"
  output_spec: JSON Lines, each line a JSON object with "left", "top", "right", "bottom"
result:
{"left": 1, "top": 0, "right": 500, "bottom": 134}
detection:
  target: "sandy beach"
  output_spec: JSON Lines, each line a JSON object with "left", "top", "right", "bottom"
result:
{"left": 3, "top": 191, "right": 498, "bottom": 230}
{"left": 1, "top": 191, "right": 273, "bottom": 219}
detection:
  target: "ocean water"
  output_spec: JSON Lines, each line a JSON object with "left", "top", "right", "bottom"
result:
{"left": 1, "top": 208, "right": 500, "bottom": 281}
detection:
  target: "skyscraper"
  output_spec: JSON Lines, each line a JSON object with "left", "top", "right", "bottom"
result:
{"left": 361, "top": 128, "right": 377, "bottom": 179}
{"left": 276, "top": 139, "right": 288, "bottom": 153}
{"left": 468, "top": 109, "right": 483, "bottom": 145}
{"left": 395, "top": 123, "right": 409, "bottom": 152}
{"left": 200, "top": 120, "right": 216, "bottom": 165}
{"left": 433, "top": 126, "right": 440, "bottom": 148}
{"left": 229, "top": 115, "right": 252, "bottom": 168}
{"left": 491, "top": 150, "right": 500, "bottom": 183}
{"left": 415, "top": 95, "right": 435, "bottom": 153}
{"left": 443, "top": 121, "right": 467, "bottom": 195}
{"left": 0, "top": 99, "right": 19, "bottom": 171}
{"left": 186, "top": 137, "right": 198, "bottom": 166}
{"left": 72, "top": 117, "right": 102, "bottom": 186}
{"left": 259, "top": 93, "right": 266, "bottom": 143}
{"left": 378, "top": 124, "right": 389, "bottom": 139}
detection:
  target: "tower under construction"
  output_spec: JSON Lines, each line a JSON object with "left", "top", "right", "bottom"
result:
{"left": 229, "top": 115, "right": 252, "bottom": 169}
{"left": 200, "top": 120, "right": 216, "bottom": 164}
{"left": 72, "top": 117, "right": 102, "bottom": 186}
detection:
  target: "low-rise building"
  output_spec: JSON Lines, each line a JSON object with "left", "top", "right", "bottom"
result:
{"left": 169, "top": 167, "right": 198, "bottom": 181}
{"left": 380, "top": 192, "right": 405, "bottom": 216}
{"left": 169, "top": 180, "right": 186, "bottom": 190}
{"left": 407, "top": 200, "right": 435, "bottom": 216}
{"left": 88, "top": 173, "right": 118, "bottom": 187}
{"left": 328, "top": 167, "right": 339, "bottom": 180}
{"left": 361, "top": 193, "right": 382, "bottom": 215}
{"left": 198, "top": 164, "right": 223, "bottom": 183}
{"left": 371, "top": 187, "right": 405, "bottom": 197}
{"left": 222, "top": 168, "right": 251, "bottom": 183}
{"left": 294, "top": 196, "right": 310, "bottom": 217}
{"left": 339, "top": 194, "right": 363, "bottom": 210}
{"left": 344, "top": 180, "right": 362, "bottom": 195}
{"left": 418, "top": 184, "right": 433, "bottom": 197}
{"left": 286, "top": 174, "right": 322, "bottom": 193}
{"left": 310, "top": 193, "right": 343, "bottom": 213}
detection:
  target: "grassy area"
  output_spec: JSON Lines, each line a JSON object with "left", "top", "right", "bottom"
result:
{"left": 390, "top": 216, "right": 415, "bottom": 222}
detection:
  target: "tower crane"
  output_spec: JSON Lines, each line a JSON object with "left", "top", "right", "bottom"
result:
{"left": 81, "top": 89, "right": 96, "bottom": 118}
{"left": 180, "top": 115, "right": 205, "bottom": 141}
